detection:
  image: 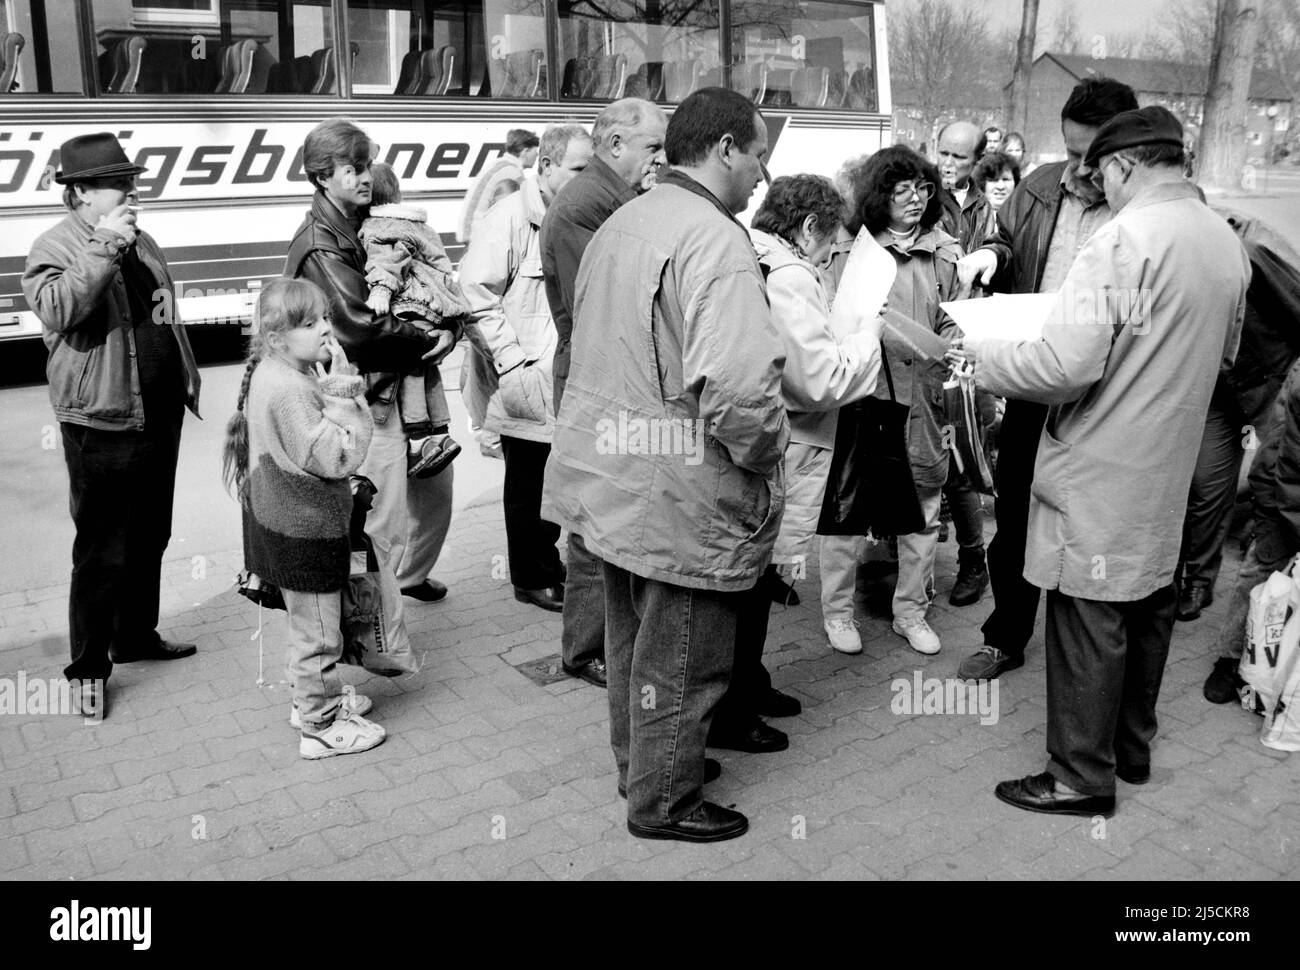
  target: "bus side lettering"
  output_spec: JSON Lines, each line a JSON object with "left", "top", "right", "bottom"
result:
{"left": 233, "top": 129, "right": 284, "bottom": 184}
{"left": 426, "top": 144, "right": 469, "bottom": 179}
{"left": 385, "top": 144, "right": 423, "bottom": 180}
{"left": 180, "top": 146, "right": 234, "bottom": 186}
{"left": 135, "top": 147, "right": 180, "bottom": 198}
{"left": 0, "top": 151, "right": 35, "bottom": 194}
{"left": 468, "top": 143, "right": 505, "bottom": 178}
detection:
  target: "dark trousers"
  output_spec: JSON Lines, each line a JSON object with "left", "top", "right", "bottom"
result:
{"left": 712, "top": 579, "right": 773, "bottom": 734}
{"left": 945, "top": 479, "right": 986, "bottom": 558}
{"left": 1044, "top": 585, "right": 1177, "bottom": 797}
{"left": 499, "top": 436, "right": 563, "bottom": 591}
{"left": 62, "top": 412, "right": 182, "bottom": 681}
{"left": 560, "top": 531, "right": 605, "bottom": 668}
{"left": 1179, "top": 388, "right": 1276, "bottom": 592}
{"left": 604, "top": 561, "right": 738, "bottom": 825}
{"left": 981, "top": 398, "right": 1048, "bottom": 659}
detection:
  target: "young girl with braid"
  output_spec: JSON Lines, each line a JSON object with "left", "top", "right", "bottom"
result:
{"left": 223, "top": 278, "right": 388, "bottom": 759}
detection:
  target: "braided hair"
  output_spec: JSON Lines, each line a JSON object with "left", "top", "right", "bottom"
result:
{"left": 221, "top": 278, "right": 331, "bottom": 503}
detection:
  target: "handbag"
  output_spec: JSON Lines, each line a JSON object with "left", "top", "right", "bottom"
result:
{"left": 339, "top": 533, "right": 421, "bottom": 676}
{"left": 943, "top": 361, "right": 995, "bottom": 494}
{"left": 816, "top": 345, "right": 926, "bottom": 538}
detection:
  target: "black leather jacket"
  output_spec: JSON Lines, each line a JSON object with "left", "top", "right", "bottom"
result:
{"left": 978, "top": 161, "right": 1068, "bottom": 294}
{"left": 284, "top": 193, "right": 457, "bottom": 391}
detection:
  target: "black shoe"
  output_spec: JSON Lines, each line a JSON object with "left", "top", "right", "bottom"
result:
{"left": 755, "top": 687, "right": 801, "bottom": 718}
{"left": 949, "top": 560, "right": 989, "bottom": 607}
{"left": 626, "top": 801, "right": 748, "bottom": 842}
{"left": 708, "top": 718, "right": 789, "bottom": 754}
{"left": 1116, "top": 763, "right": 1150, "bottom": 785}
{"left": 761, "top": 566, "right": 800, "bottom": 606}
{"left": 401, "top": 579, "right": 448, "bottom": 602}
{"left": 620, "top": 758, "right": 721, "bottom": 798}
{"left": 109, "top": 637, "right": 197, "bottom": 663}
{"left": 1203, "top": 657, "right": 1243, "bottom": 704}
{"left": 70, "top": 679, "right": 107, "bottom": 721}
{"left": 562, "top": 657, "right": 607, "bottom": 687}
{"left": 514, "top": 585, "right": 564, "bottom": 612}
{"left": 1176, "top": 584, "right": 1213, "bottom": 621}
{"left": 994, "top": 772, "right": 1115, "bottom": 818}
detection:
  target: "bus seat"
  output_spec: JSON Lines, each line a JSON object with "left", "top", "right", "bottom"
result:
{"left": 109, "top": 35, "right": 147, "bottom": 94}
{"left": 245, "top": 43, "right": 274, "bottom": 94}
{"left": 847, "top": 66, "right": 875, "bottom": 110}
{"left": 663, "top": 59, "right": 701, "bottom": 102}
{"left": 593, "top": 53, "right": 626, "bottom": 100}
{"left": 216, "top": 39, "right": 256, "bottom": 94}
{"left": 561, "top": 56, "right": 590, "bottom": 98}
{"left": 0, "top": 32, "right": 24, "bottom": 93}
{"left": 762, "top": 68, "right": 794, "bottom": 108}
{"left": 500, "top": 49, "right": 543, "bottom": 98}
{"left": 700, "top": 66, "right": 721, "bottom": 89}
{"left": 434, "top": 45, "right": 457, "bottom": 95}
{"left": 414, "top": 48, "right": 442, "bottom": 94}
{"left": 309, "top": 46, "right": 335, "bottom": 94}
{"left": 625, "top": 61, "right": 664, "bottom": 102}
{"left": 792, "top": 65, "right": 829, "bottom": 108}
{"left": 395, "top": 49, "right": 423, "bottom": 95}
{"left": 731, "top": 61, "right": 766, "bottom": 103}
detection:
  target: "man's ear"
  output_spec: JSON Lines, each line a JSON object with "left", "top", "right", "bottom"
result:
{"left": 717, "top": 133, "right": 736, "bottom": 168}
{"left": 608, "top": 131, "right": 623, "bottom": 157}
{"left": 803, "top": 213, "right": 819, "bottom": 241}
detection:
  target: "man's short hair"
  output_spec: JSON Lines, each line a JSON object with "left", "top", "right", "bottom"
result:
{"left": 506, "top": 128, "right": 540, "bottom": 155}
{"left": 1116, "top": 143, "right": 1188, "bottom": 170}
{"left": 302, "top": 118, "right": 377, "bottom": 191}
{"left": 1061, "top": 77, "right": 1139, "bottom": 127}
{"left": 591, "top": 98, "right": 655, "bottom": 150}
{"left": 539, "top": 124, "right": 592, "bottom": 167}
{"left": 665, "top": 87, "right": 762, "bottom": 167}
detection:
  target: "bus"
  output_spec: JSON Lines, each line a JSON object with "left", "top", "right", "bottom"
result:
{"left": 0, "top": 0, "right": 891, "bottom": 350}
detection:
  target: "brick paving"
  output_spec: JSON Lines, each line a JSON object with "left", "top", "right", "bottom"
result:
{"left": 1, "top": 485, "right": 1296, "bottom": 881}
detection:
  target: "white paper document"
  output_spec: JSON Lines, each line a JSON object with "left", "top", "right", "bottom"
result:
{"left": 940, "top": 293, "right": 1059, "bottom": 343}
{"left": 828, "top": 229, "right": 897, "bottom": 339}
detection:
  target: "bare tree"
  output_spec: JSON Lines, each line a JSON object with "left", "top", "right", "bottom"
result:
{"left": 1198, "top": 0, "right": 1262, "bottom": 190}
{"left": 1052, "top": 0, "right": 1084, "bottom": 55}
{"left": 1005, "top": 0, "right": 1040, "bottom": 134}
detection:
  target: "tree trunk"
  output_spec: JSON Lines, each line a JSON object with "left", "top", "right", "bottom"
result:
{"left": 1198, "top": 0, "right": 1261, "bottom": 192}
{"left": 1004, "top": 0, "right": 1039, "bottom": 132}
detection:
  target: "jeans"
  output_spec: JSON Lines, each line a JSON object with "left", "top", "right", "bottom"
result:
{"left": 359, "top": 403, "right": 453, "bottom": 590}
{"left": 281, "top": 587, "right": 345, "bottom": 729}
{"left": 499, "top": 436, "right": 563, "bottom": 590}
{"left": 944, "top": 479, "right": 986, "bottom": 557}
{"left": 981, "top": 398, "right": 1048, "bottom": 659}
{"left": 561, "top": 532, "right": 605, "bottom": 668}
{"left": 603, "top": 561, "right": 739, "bottom": 825}
{"left": 61, "top": 412, "right": 182, "bottom": 681}
{"left": 1218, "top": 523, "right": 1296, "bottom": 661}
{"left": 398, "top": 364, "right": 451, "bottom": 437}
{"left": 894, "top": 486, "right": 943, "bottom": 619}
{"left": 1044, "top": 585, "right": 1177, "bottom": 797}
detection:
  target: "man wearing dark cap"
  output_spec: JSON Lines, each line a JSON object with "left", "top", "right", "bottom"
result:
{"left": 952, "top": 106, "right": 1250, "bottom": 815}
{"left": 23, "top": 132, "right": 202, "bottom": 719}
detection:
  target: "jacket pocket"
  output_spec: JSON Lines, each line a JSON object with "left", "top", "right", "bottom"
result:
{"left": 498, "top": 364, "right": 547, "bottom": 424}
{"left": 73, "top": 352, "right": 94, "bottom": 408}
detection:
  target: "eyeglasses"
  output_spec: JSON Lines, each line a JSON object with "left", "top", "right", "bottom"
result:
{"left": 892, "top": 181, "right": 934, "bottom": 203}
{"left": 1089, "top": 155, "right": 1123, "bottom": 190}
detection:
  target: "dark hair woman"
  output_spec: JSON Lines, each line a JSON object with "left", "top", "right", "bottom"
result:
{"left": 821, "top": 145, "right": 964, "bottom": 658}
{"left": 973, "top": 150, "right": 1021, "bottom": 219}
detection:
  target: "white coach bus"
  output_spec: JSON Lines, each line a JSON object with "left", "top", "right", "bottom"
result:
{"left": 0, "top": 0, "right": 891, "bottom": 347}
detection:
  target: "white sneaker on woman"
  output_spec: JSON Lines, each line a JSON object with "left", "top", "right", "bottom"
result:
{"left": 299, "top": 710, "right": 386, "bottom": 760}
{"left": 825, "top": 617, "right": 863, "bottom": 655}
{"left": 892, "top": 616, "right": 941, "bottom": 655}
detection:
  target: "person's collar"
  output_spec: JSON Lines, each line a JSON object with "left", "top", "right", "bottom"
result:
{"left": 588, "top": 153, "right": 638, "bottom": 203}
{"left": 1059, "top": 166, "right": 1104, "bottom": 208}
{"left": 657, "top": 169, "right": 741, "bottom": 227}
{"left": 1120, "top": 175, "right": 1202, "bottom": 212}
{"left": 880, "top": 222, "right": 950, "bottom": 256}
{"left": 313, "top": 191, "right": 362, "bottom": 241}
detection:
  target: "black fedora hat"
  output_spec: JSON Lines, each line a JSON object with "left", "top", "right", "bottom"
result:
{"left": 54, "top": 132, "right": 148, "bottom": 185}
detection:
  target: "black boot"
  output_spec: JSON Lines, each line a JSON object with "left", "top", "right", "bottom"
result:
{"left": 949, "top": 547, "right": 989, "bottom": 607}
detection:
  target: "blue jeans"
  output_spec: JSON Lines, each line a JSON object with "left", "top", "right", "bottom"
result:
{"left": 561, "top": 532, "right": 605, "bottom": 668}
{"left": 281, "top": 587, "right": 344, "bottom": 729}
{"left": 603, "top": 562, "right": 739, "bottom": 825}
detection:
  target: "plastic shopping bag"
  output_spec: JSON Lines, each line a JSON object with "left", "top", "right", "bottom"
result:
{"left": 1239, "top": 556, "right": 1300, "bottom": 715}
{"left": 1261, "top": 634, "right": 1300, "bottom": 751}
{"left": 340, "top": 535, "right": 421, "bottom": 676}
{"left": 942, "top": 362, "right": 995, "bottom": 494}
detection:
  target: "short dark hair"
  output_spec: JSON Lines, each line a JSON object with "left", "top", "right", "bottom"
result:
{"left": 302, "top": 118, "right": 377, "bottom": 191}
{"left": 369, "top": 161, "right": 401, "bottom": 206}
{"left": 751, "top": 174, "right": 846, "bottom": 246}
{"left": 973, "top": 150, "right": 1021, "bottom": 190}
{"left": 1061, "top": 77, "right": 1139, "bottom": 127}
{"left": 506, "top": 128, "right": 539, "bottom": 155}
{"left": 1116, "top": 143, "right": 1188, "bottom": 170}
{"left": 852, "top": 146, "right": 944, "bottom": 236}
{"left": 665, "top": 87, "right": 762, "bottom": 167}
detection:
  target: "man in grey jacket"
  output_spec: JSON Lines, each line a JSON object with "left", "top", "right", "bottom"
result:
{"left": 542, "top": 88, "right": 787, "bottom": 842}
{"left": 23, "top": 133, "right": 202, "bottom": 719}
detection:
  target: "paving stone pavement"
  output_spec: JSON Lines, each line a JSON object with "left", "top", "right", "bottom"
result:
{"left": 1, "top": 489, "right": 1296, "bottom": 881}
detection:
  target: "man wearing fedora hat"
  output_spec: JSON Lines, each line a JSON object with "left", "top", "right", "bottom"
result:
{"left": 951, "top": 106, "right": 1250, "bottom": 816}
{"left": 23, "top": 132, "right": 202, "bottom": 719}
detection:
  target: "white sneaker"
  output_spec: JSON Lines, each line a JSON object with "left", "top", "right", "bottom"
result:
{"left": 825, "top": 616, "right": 863, "bottom": 655}
{"left": 892, "top": 615, "right": 941, "bottom": 655}
{"left": 289, "top": 684, "right": 372, "bottom": 729}
{"left": 299, "top": 709, "right": 386, "bottom": 760}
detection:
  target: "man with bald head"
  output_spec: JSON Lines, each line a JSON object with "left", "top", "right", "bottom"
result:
{"left": 541, "top": 97, "right": 668, "bottom": 687}
{"left": 937, "top": 121, "right": 994, "bottom": 250}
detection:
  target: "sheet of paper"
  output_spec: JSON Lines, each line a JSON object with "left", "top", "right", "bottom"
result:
{"left": 940, "top": 292, "right": 1058, "bottom": 343}
{"left": 881, "top": 308, "right": 950, "bottom": 362}
{"left": 828, "top": 229, "right": 897, "bottom": 339}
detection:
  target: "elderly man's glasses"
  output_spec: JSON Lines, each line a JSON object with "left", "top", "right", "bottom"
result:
{"left": 892, "top": 181, "right": 934, "bottom": 203}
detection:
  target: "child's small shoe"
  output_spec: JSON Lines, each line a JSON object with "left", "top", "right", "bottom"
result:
{"left": 408, "top": 434, "right": 462, "bottom": 478}
{"left": 299, "top": 709, "right": 386, "bottom": 760}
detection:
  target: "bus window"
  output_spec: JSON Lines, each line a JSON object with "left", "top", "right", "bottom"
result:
{"left": 483, "top": 0, "right": 546, "bottom": 98}
{"left": 729, "top": 0, "right": 877, "bottom": 111}
{"left": 88, "top": 0, "right": 336, "bottom": 95}
{"left": 556, "top": 0, "right": 720, "bottom": 104}
{"left": 1, "top": 0, "right": 85, "bottom": 93}
{"left": 347, "top": 1, "right": 487, "bottom": 97}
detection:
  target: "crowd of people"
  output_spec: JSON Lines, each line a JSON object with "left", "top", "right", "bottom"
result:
{"left": 24, "top": 75, "right": 1299, "bottom": 842}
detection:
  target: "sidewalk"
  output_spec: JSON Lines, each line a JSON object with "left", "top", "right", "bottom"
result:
{"left": 0, "top": 489, "right": 1295, "bottom": 881}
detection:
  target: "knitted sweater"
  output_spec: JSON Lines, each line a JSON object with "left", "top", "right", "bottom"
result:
{"left": 242, "top": 354, "right": 374, "bottom": 593}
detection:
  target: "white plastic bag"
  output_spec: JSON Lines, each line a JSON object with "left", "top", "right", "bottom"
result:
{"left": 1239, "top": 557, "right": 1300, "bottom": 715}
{"left": 1261, "top": 634, "right": 1300, "bottom": 751}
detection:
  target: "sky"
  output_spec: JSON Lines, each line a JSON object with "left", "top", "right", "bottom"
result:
{"left": 967, "top": 0, "right": 1172, "bottom": 47}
